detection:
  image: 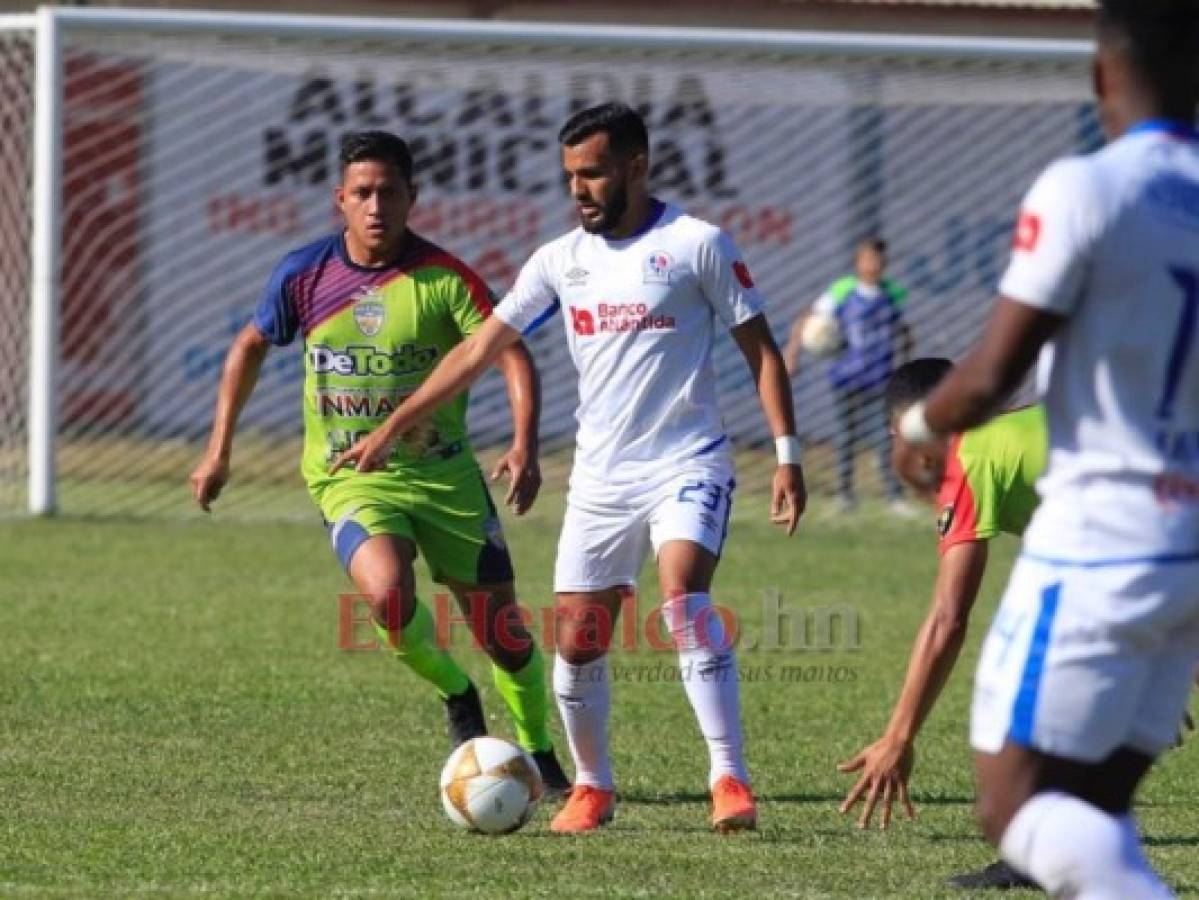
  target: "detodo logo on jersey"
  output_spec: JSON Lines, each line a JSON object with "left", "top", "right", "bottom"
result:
{"left": 310, "top": 344, "right": 438, "bottom": 376}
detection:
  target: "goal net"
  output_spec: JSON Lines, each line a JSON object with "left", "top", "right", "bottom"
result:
{"left": 0, "top": 11, "right": 1095, "bottom": 519}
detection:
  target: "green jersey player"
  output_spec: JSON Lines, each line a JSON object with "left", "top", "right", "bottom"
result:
{"left": 839, "top": 358, "right": 1043, "bottom": 890}
{"left": 189, "top": 131, "right": 569, "bottom": 794}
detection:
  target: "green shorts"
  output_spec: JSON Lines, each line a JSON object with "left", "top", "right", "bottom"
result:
{"left": 316, "top": 464, "right": 514, "bottom": 586}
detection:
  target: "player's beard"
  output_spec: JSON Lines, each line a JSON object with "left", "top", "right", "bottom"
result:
{"left": 580, "top": 175, "right": 629, "bottom": 235}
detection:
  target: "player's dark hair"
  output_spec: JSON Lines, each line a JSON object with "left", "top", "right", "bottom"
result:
{"left": 339, "top": 130, "right": 414, "bottom": 182}
{"left": 558, "top": 103, "right": 650, "bottom": 159}
{"left": 857, "top": 237, "right": 887, "bottom": 256}
{"left": 1098, "top": 0, "right": 1199, "bottom": 101}
{"left": 885, "top": 358, "right": 954, "bottom": 419}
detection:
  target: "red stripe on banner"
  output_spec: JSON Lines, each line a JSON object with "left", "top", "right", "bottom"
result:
{"left": 60, "top": 51, "right": 145, "bottom": 428}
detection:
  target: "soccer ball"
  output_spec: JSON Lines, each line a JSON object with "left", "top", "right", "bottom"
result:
{"left": 439, "top": 737, "right": 544, "bottom": 834}
{"left": 801, "top": 313, "right": 843, "bottom": 358}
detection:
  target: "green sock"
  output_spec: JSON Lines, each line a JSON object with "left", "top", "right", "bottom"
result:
{"left": 491, "top": 645, "right": 552, "bottom": 753}
{"left": 375, "top": 600, "right": 470, "bottom": 700}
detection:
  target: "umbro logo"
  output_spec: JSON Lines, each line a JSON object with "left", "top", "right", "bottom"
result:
{"left": 565, "top": 266, "right": 589, "bottom": 285}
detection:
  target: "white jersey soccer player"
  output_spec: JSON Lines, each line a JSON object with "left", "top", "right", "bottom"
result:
{"left": 332, "top": 102, "right": 807, "bottom": 835}
{"left": 968, "top": 123, "right": 1199, "bottom": 764}
{"left": 997, "top": 127, "right": 1199, "bottom": 564}
{"left": 903, "top": 3, "right": 1199, "bottom": 895}
{"left": 495, "top": 198, "right": 761, "bottom": 592}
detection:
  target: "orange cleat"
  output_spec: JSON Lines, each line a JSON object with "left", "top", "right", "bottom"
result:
{"left": 550, "top": 785, "right": 615, "bottom": 834}
{"left": 710, "top": 776, "right": 757, "bottom": 833}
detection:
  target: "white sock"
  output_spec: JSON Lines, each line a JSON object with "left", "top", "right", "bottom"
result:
{"left": 999, "top": 792, "right": 1173, "bottom": 899}
{"left": 552, "top": 653, "right": 614, "bottom": 790}
{"left": 663, "top": 593, "right": 749, "bottom": 788}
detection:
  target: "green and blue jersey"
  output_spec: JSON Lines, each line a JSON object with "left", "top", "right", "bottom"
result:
{"left": 814, "top": 275, "right": 907, "bottom": 391}
{"left": 253, "top": 231, "right": 493, "bottom": 498}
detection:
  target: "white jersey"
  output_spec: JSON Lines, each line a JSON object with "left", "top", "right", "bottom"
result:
{"left": 494, "top": 200, "right": 764, "bottom": 479}
{"left": 999, "top": 123, "right": 1199, "bottom": 560}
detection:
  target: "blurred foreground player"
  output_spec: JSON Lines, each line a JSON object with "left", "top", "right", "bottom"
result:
{"left": 901, "top": 3, "right": 1199, "bottom": 894}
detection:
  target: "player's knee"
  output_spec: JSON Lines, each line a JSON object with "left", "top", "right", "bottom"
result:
{"left": 556, "top": 643, "right": 606, "bottom": 665}
{"left": 554, "top": 606, "right": 614, "bottom": 663}
{"left": 554, "top": 611, "right": 610, "bottom": 664}
{"left": 555, "top": 630, "right": 612, "bottom": 664}
{"left": 367, "top": 588, "right": 416, "bottom": 630}
{"left": 453, "top": 586, "right": 531, "bottom": 668}
{"left": 483, "top": 609, "right": 535, "bottom": 672}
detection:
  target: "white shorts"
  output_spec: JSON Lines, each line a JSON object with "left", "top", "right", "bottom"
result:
{"left": 971, "top": 553, "right": 1199, "bottom": 761}
{"left": 553, "top": 460, "right": 736, "bottom": 593}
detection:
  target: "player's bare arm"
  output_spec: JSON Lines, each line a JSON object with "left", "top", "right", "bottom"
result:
{"left": 730, "top": 314, "right": 807, "bottom": 535}
{"left": 907, "top": 299, "right": 1062, "bottom": 440}
{"left": 490, "top": 341, "right": 543, "bottom": 516}
{"left": 838, "top": 540, "right": 989, "bottom": 829}
{"left": 330, "top": 315, "right": 522, "bottom": 474}
{"left": 189, "top": 322, "right": 271, "bottom": 511}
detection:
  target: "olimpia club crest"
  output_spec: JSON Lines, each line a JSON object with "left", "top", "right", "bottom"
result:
{"left": 352, "top": 287, "right": 386, "bottom": 337}
{"left": 643, "top": 250, "right": 675, "bottom": 284}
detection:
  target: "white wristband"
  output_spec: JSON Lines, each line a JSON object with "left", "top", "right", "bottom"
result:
{"left": 775, "top": 435, "right": 802, "bottom": 466}
{"left": 898, "top": 400, "right": 937, "bottom": 445}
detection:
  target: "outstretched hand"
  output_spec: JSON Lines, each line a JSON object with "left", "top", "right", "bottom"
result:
{"left": 837, "top": 735, "right": 917, "bottom": 829}
{"left": 330, "top": 428, "right": 395, "bottom": 475}
{"left": 189, "top": 455, "right": 229, "bottom": 512}
{"left": 770, "top": 464, "right": 807, "bottom": 536}
{"left": 490, "top": 446, "right": 541, "bottom": 516}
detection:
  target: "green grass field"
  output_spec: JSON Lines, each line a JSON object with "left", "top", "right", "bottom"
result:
{"left": 3, "top": 490, "right": 1198, "bottom": 898}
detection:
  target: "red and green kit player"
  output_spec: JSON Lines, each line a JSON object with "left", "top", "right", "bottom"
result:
{"left": 838, "top": 358, "right": 1044, "bottom": 890}
{"left": 189, "top": 131, "right": 569, "bottom": 794}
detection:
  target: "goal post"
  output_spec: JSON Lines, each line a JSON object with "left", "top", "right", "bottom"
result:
{"left": 29, "top": 6, "right": 61, "bottom": 517}
{"left": 2, "top": 8, "right": 1095, "bottom": 520}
